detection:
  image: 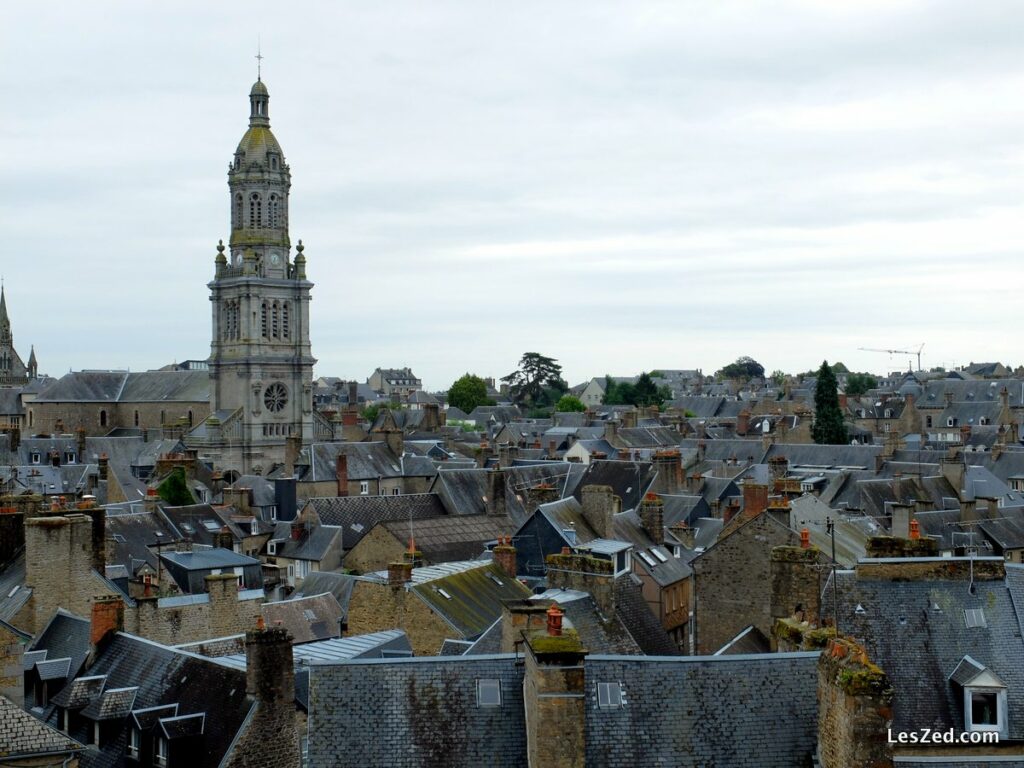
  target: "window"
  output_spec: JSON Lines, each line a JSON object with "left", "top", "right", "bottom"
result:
{"left": 233, "top": 193, "right": 243, "bottom": 228}
{"left": 134, "top": 410, "right": 140, "bottom": 427}
{"left": 597, "top": 682, "right": 623, "bottom": 708}
{"left": 360, "top": 481, "right": 369, "bottom": 495}
{"left": 926, "top": 415, "right": 933, "bottom": 428}
{"left": 272, "top": 302, "right": 279, "bottom": 338}
{"left": 155, "top": 735, "right": 168, "bottom": 766}
{"left": 269, "top": 194, "right": 279, "bottom": 226}
{"left": 267, "top": 541, "right": 276, "bottom": 556}
{"left": 476, "top": 679, "right": 501, "bottom": 707}
{"left": 100, "top": 410, "right": 108, "bottom": 428}
{"left": 128, "top": 727, "right": 140, "bottom": 759}
{"left": 261, "top": 303, "right": 268, "bottom": 337}
{"left": 93, "top": 721, "right": 101, "bottom": 746}
{"left": 282, "top": 303, "right": 289, "bottom": 339}
{"left": 614, "top": 550, "right": 631, "bottom": 576}
{"left": 31, "top": 452, "right": 41, "bottom": 464}
{"left": 249, "top": 192, "right": 262, "bottom": 228}
{"left": 391, "top": 487, "right": 401, "bottom": 496}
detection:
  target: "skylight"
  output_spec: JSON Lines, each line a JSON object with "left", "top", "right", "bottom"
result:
{"left": 650, "top": 548, "right": 668, "bottom": 563}
{"left": 637, "top": 551, "right": 657, "bottom": 567}
{"left": 964, "top": 608, "right": 986, "bottom": 628}
{"left": 476, "top": 679, "right": 501, "bottom": 707}
{"left": 303, "top": 609, "right": 317, "bottom": 622}
{"left": 597, "top": 682, "right": 623, "bottom": 709}
{"left": 437, "top": 588, "right": 453, "bottom": 600}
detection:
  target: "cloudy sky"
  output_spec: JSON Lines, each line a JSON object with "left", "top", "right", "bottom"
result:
{"left": 3, "top": 1, "right": 1023, "bottom": 389}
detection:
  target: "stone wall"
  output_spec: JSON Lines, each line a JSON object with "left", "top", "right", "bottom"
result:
{"left": 0, "top": 622, "right": 25, "bottom": 707}
{"left": 545, "top": 552, "right": 615, "bottom": 617}
{"left": 817, "top": 637, "right": 893, "bottom": 768}
{"left": 28, "top": 400, "right": 209, "bottom": 438}
{"left": 770, "top": 545, "right": 823, "bottom": 634}
{"left": 692, "top": 513, "right": 800, "bottom": 654}
{"left": 856, "top": 557, "right": 1004, "bottom": 582}
{"left": 126, "top": 575, "right": 262, "bottom": 646}
{"left": 345, "top": 581, "right": 453, "bottom": 657}
{"left": 342, "top": 525, "right": 404, "bottom": 574}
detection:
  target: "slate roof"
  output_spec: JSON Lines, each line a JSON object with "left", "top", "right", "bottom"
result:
{"left": 105, "top": 508, "right": 179, "bottom": 576}
{"left": 81, "top": 686, "right": 139, "bottom": 720}
{"left": 46, "top": 633, "right": 253, "bottom": 768}
{"left": 534, "top": 589, "right": 642, "bottom": 655}
{"left": 29, "top": 610, "right": 91, "bottom": 686}
{"left": 261, "top": 593, "right": 343, "bottom": 644}
{"left": 116, "top": 370, "right": 210, "bottom": 402}
{"left": 0, "top": 695, "right": 83, "bottom": 760}
{"left": 583, "top": 653, "right": 819, "bottom": 766}
{"left": 612, "top": 574, "right": 680, "bottom": 656}
{"left": 159, "top": 548, "right": 260, "bottom": 571}
{"left": 308, "top": 655, "right": 527, "bottom": 768}
{"left": 824, "top": 561, "right": 1024, "bottom": 738}
{"left": 301, "top": 441, "right": 406, "bottom": 482}
{"left": 270, "top": 522, "right": 341, "bottom": 561}
{"left": 0, "top": 553, "right": 29, "bottom": 623}
{"left": 290, "top": 571, "right": 356, "bottom": 606}
{"left": 382, "top": 515, "right": 511, "bottom": 563}
{"left": 34, "top": 370, "right": 128, "bottom": 402}
{"left": 432, "top": 468, "right": 489, "bottom": 516}
{"left": 51, "top": 674, "right": 107, "bottom": 709}
{"left": 407, "top": 562, "right": 532, "bottom": 639}
{"left": 658, "top": 494, "right": 712, "bottom": 527}
{"left": 305, "top": 493, "right": 448, "bottom": 550}
{"left": 570, "top": 460, "right": 656, "bottom": 511}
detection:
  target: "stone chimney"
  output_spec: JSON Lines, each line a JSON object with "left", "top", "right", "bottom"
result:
{"left": 580, "top": 485, "right": 617, "bottom": 540}
{"left": 98, "top": 453, "right": 109, "bottom": 481}
{"left": 0, "top": 622, "right": 24, "bottom": 707}
{"left": 939, "top": 457, "right": 965, "bottom": 499}
{"left": 546, "top": 549, "right": 616, "bottom": 617}
{"left": 639, "top": 493, "right": 664, "bottom": 545}
{"left": 547, "top": 440, "right": 557, "bottom": 460}
{"left": 650, "top": 449, "right": 682, "bottom": 495}
{"left": 239, "top": 626, "right": 301, "bottom": 768}
{"left": 335, "top": 454, "right": 349, "bottom": 497}
{"left": 816, "top": 637, "right": 893, "bottom": 768}
{"left": 76, "top": 427, "right": 87, "bottom": 467}
{"left": 485, "top": 469, "right": 508, "bottom": 518}
{"left": 524, "top": 483, "right": 561, "bottom": 513}
{"left": 890, "top": 503, "right": 911, "bottom": 540}
{"left": 144, "top": 487, "right": 159, "bottom": 513}
{"left": 499, "top": 599, "right": 550, "bottom": 653}
{"left": 769, "top": 542, "right": 821, "bottom": 648}
{"left": 25, "top": 515, "right": 97, "bottom": 634}
{"left": 621, "top": 409, "right": 638, "bottom": 429}
{"left": 603, "top": 419, "right": 619, "bottom": 447}
{"left": 388, "top": 560, "right": 412, "bottom": 587}
{"left": 493, "top": 535, "right": 517, "bottom": 578}
{"left": 523, "top": 612, "right": 587, "bottom": 768}
{"left": 769, "top": 455, "right": 789, "bottom": 480}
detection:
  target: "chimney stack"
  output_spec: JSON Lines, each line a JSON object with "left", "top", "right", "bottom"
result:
{"left": 485, "top": 469, "right": 508, "bottom": 518}
{"left": 388, "top": 560, "right": 412, "bottom": 587}
{"left": 242, "top": 626, "right": 301, "bottom": 768}
{"left": 336, "top": 454, "right": 349, "bottom": 497}
{"left": 493, "top": 535, "right": 517, "bottom": 578}
{"left": 90, "top": 595, "right": 124, "bottom": 648}
{"left": 580, "top": 485, "right": 617, "bottom": 540}
{"left": 741, "top": 482, "right": 769, "bottom": 519}
{"left": 98, "top": 453, "right": 109, "bottom": 481}
{"left": 640, "top": 493, "right": 664, "bottom": 545}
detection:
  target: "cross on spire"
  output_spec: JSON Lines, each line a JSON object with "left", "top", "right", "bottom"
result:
{"left": 255, "top": 39, "right": 263, "bottom": 81}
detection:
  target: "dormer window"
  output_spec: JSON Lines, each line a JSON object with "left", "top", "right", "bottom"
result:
{"left": 949, "top": 655, "right": 1008, "bottom": 737}
{"left": 128, "top": 727, "right": 140, "bottom": 759}
{"left": 155, "top": 735, "right": 168, "bottom": 766}
{"left": 267, "top": 540, "right": 277, "bottom": 556}
{"left": 615, "top": 549, "right": 631, "bottom": 576}
{"left": 30, "top": 452, "right": 40, "bottom": 464}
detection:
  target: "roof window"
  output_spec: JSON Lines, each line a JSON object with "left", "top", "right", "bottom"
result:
{"left": 476, "top": 679, "right": 501, "bottom": 707}
{"left": 964, "top": 608, "right": 986, "bottom": 628}
{"left": 597, "top": 681, "right": 624, "bottom": 709}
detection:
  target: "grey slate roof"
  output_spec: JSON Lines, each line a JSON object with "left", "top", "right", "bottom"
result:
{"left": 308, "top": 655, "right": 527, "bottom": 768}
{"left": 305, "top": 493, "right": 448, "bottom": 550}
{"left": 824, "top": 561, "right": 1024, "bottom": 738}
{"left": 270, "top": 522, "right": 341, "bottom": 561}
{"left": 0, "top": 553, "right": 30, "bottom": 623}
{"left": 0, "top": 695, "right": 83, "bottom": 760}
{"left": 570, "top": 460, "right": 657, "bottom": 511}
{"left": 583, "top": 653, "right": 819, "bottom": 767}
{"left": 261, "top": 593, "right": 343, "bottom": 644}
{"left": 381, "top": 515, "right": 511, "bottom": 563}
{"left": 160, "top": 548, "right": 259, "bottom": 571}
{"left": 612, "top": 574, "right": 680, "bottom": 656}
{"left": 29, "top": 609, "right": 91, "bottom": 685}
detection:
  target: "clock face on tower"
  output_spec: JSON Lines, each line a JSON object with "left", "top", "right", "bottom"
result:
{"left": 233, "top": 252, "right": 242, "bottom": 265}
{"left": 270, "top": 252, "right": 281, "bottom": 266}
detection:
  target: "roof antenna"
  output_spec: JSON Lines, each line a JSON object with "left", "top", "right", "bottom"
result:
{"left": 255, "top": 37, "right": 263, "bottom": 81}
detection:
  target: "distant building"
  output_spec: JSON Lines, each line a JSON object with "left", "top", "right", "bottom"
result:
{"left": 368, "top": 367, "right": 422, "bottom": 401}
{"left": 0, "top": 284, "right": 38, "bottom": 386}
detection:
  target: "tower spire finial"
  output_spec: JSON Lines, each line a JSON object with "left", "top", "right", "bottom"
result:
{"left": 256, "top": 37, "right": 263, "bottom": 81}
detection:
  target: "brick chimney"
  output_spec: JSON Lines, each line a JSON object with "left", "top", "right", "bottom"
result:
{"left": 284, "top": 435, "right": 301, "bottom": 477}
{"left": 97, "top": 453, "right": 109, "bottom": 481}
{"left": 335, "top": 454, "right": 349, "bottom": 497}
{"left": 547, "top": 440, "right": 557, "bottom": 460}
{"left": 639, "top": 493, "right": 664, "bottom": 545}
{"left": 650, "top": 450, "right": 682, "bottom": 495}
{"left": 736, "top": 409, "right": 750, "bottom": 436}
{"left": 621, "top": 409, "right": 637, "bottom": 429}
{"left": 144, "top": 487, "right": 159, "bottom": 513}
{"left": 523, "top": 615, "right": 587, "bottom": 768}
{"left": 499, "top": 599, "right": 549, "bottom": 653}
{"left": 580, "top": 485, "right": 617, "bottom": 540}
{"left": 76, "top": 427, "right": 87, "bottom": 466}
{"left": 493, "top": 535, "right": 517, "bottom": 578}
{"left": 90, "top": 595, "right": 124, "bottom": 647}
{"left": 241, "top": 626, "right": 301, "bottom": 768}
{"left": 741, "top": 482, "right": 769, "bottom": 519}
{"left": 817, "top": 637, "right": 893, "bottom": 768}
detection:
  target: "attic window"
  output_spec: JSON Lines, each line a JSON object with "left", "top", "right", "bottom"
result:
{"left": 597, "top": 682, "right": 623, "bottom": 709}
{"left": 303, "top": 609, "right": 317, "bottom": 621}
{"left": 181, "top": 524, "right": 194, "bottom": 534}
{"left": 637, "top": 551, "right": 657, "bottom": 568}
{"left": 487, "top": 573, "right": 504, "bottom": 586}
{"left": 650, "top": 548, "right": 668, "bottom": 563}
{"left": 267, "top": 541, "right": 276, "bottom": 556}
{"left": 202, "top": 520, "right": 221, "bottom": 532}
{"left": 964, "top": 608, "right": 987, "bottom": 628}
{"left": 476, "top": 679, "right": 501, "bottom": 707}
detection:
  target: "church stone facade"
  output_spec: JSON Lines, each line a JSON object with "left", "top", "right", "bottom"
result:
{"left": 0, "top": 286, "right": 37, "bottom": 387}
{"left": 188, "top": 78, "right": 318, "bottom": 474}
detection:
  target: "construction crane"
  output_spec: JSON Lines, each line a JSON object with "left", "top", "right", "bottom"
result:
{"left": 858, "top": 344, "right": 924, "bottom": 372}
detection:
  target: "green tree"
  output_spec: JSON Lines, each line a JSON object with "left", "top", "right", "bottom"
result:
{"left": 844, "top": 372, "right": 877, "bottom": 397}
{"left": 812, "top": 360, "right": 849, "bottom": 445}
{"left": 501, "top": 352, "right": 567, "bottom": 408}
{"left": 770, "top": 369, "right": 787, "bottom": 386}
{"left": 447, "top": 373, "right": 495, "bottom": 413}
{"left": 157, "top": 466, "right": 195, "bottom": 506}
{"left": 556, "top": 395, "right": 586, "bottom": 412}
{"left": 716, "top": 356, "right": 765, "bottom": 381}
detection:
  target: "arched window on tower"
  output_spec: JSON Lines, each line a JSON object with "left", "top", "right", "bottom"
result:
{"left": 272, "top": 302, "right": 280, "bottom": 338}
{"left": 234, "top": 194, "right": 243, "bottom": 228}
{"left": 282, "top": 303, "right": 289, "bottom": 339}
{"left": 269, "top": 194, "right": 279, "bottom": 227}
{"left": 249, "top": 192, "right": 262, "bottom": 228}
{"left": 261, "top": 303, "right": 268, "bottom": 338}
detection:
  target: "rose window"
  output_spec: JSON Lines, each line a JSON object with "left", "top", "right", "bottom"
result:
{"left": 264, "top": 383, "right": 288, "bottom": 413}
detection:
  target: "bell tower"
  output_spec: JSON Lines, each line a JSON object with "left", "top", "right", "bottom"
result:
{"left": 205, "top": 77, "right": 316, "bottom": 473}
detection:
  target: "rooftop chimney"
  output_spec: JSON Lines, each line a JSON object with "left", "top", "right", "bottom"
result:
{"left": 89, "top": 595, "right": 124, "bottom": 649}
{"left": 242, "top": 626, "right": 301, "bottom": 767}
{"left": 388, "top": 560, "right": 413, "bottom": 587}
{"left": 639, "top": 493, "right": 664, "bottom": 545}
{"left": 335, "top": 454, "right": 349, "bottom": 497}
{"left": 580, "top": 485, "right": 617, "bottom": 540}
{"left": 493, "top": 535, "right": 517, "bottom": 578}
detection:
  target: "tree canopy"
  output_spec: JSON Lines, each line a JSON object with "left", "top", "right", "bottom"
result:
{"left": 555, "top": 395, "right": 586, "bottom": 412}
{"left": 447, "top": 373, "right": 495, "bottom": 413}
{"left": 716, "top": 356, "right": 765, "bottom": 381}
{"left": 501, "top": 352, "right": 568, "bottom": 408}
{"left": 602, "top": 372, "right": 673, "bottom": 407}
{"left": 157, "top": 466, "right": 195, "bottom": 507}
{"left": 812, "top": 360, "right": 849, "bottom": 445}
{"left": 844, "top": 372, "right": 877, "bottom": 397}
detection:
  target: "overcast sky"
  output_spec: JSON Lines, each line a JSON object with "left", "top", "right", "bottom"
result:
{"left": 3, "top": 1, "right": 1023, "bottom": 389}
